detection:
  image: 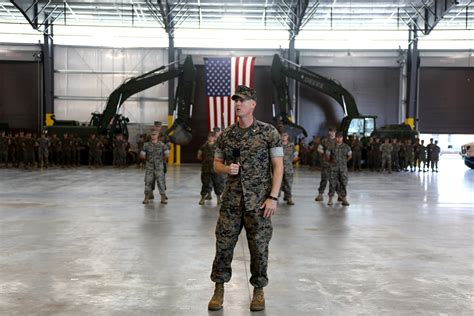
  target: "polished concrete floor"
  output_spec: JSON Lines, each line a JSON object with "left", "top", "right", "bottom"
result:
{"left": 1, "top": 156, "right": 473, "bottom": 315}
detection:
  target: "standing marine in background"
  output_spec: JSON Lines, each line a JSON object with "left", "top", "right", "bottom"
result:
{"left": 37, "top": 132, "right": 50, "bottom": 168}
{"left": 141, "top": 130, "right": 169, "bottom": 205}
{"left": 0, "top": 131, "right": 9, "bottom": 167}
{"left": 350, "top": 134, "right": 362, "bottom": 172}
{"left": 326, "top": 131, "right": 352, "bottom": 206}
{"left": 197, "top": 131, "right": 224, "bottom": 205}
{"left": 113, "top": 133, "right": 128, "bottom": 168}
{"left": 417, "top": 139, "right": 427, "bottom": 172}
{"left": 430, "top": 140, "right": 440, "bottom": 172}
{"left": 315, "top": 127, "right": 336, "bottom": 202}
{"left": 281, "top": 131, "right": 297, "bottom": 205}
{"left": 404, "top": 139, "right": 415, "bottom": 172}
{"left": 380, "top": 138, "right": 393, "bottom": 173}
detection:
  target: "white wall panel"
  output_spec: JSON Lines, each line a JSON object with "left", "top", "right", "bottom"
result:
{"left": 54, "top": 45, "right": 168, "bottom": 124}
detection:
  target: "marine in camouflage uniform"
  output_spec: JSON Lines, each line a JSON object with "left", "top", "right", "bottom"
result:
{"left": 50, "top": 134, "right": 62, "bottom": 166}
{"left": 380, "top": 139, "right": 393, "bottom": 173}
{"left": 61, "top": 133, "right": 73, "bottom": 167}
{"left": 37, "top": 133, "right": 50, "bottom": 168}
{"left": 198, "top": 132, "right": 225, "bottom": 205}
{"left": 430, "top": 140, "right": 440, "bottom": 172}
{"left": 22, "top": 132, "right": 36, "bottom": 169}
{"left": 391, "top": 139, "right": 401, "bottom": 171}
{"left": 141, "top": 130, "right": 169, "bottom": 204}
{"left": 281, "top": 131, "right": 297, "bottom": 205}
{"left": 15, "top": 132, "right": 25, "bottom": 168}
{"left": 371, "top": 138, "right": 382, "bottom": 171}
{"left": 350, "top": 135, "right": 362, "bottom": 171}
{"left": 315, "top": 127, "right": 336, "bottom": 202}
{"left": 87, "top": 134, "right": 103, "bottom": 167}
{"left": 326, "top": 132, "right": 352, "bottom": 206}
{"left": 0, "top": 131, "right": 9, "bottom": 167}
{"left": 417, "top": 140, "right": 427, "bottom": 172}
{"left": 113, "top": 134, "right": 127, "bottom": 168}
{"left": 208, "top": 85, "right": 283, "bottom": 312}
{"left": 404, "top": 139, "right": 415, "bottom": 172}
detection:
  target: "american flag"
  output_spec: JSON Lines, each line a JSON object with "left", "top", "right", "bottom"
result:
{"left": 204, "top": 56, "right": 256, "bottom": 130}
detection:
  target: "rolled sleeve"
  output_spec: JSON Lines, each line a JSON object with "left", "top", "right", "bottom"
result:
{"left": 270, "top": 146, "right": 284, "bottom": 158}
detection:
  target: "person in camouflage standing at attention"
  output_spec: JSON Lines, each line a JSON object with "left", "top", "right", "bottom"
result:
{"left": 87, "top": 134, "right": 102, "bottom": 168}
{"left": 350, "top": 134, "right": 362, "bottom": 171}
{"left": 22, "top": 132, "right": 36, "bottom": 170}
{"left": 326, "top": 132, "right": 352, "bottom": 206}
{"left": 404, "top": 139, "right": 415, "bottom": 172}
{"left": 0, "top": 130, "right": 9, "bottom": 167}
{"left": 208, "top": 85, "right": 283, "bottom": 312}
{"left": 113, "top": 133, "right": 127, "bottom": 168}
{"left": 371, "top": 137, "right": 382, "bottom": 171}
{"left": 380, "top": 138, "right": 393, "bottom": 173}
{"left": 50, "top": 134, "right": 61, "bottom": 166}
{"left": 74, "top": 134, "right": 82, "bottom": 166}
{"left": 315, "top": 127, "right": 336, "bottom": 202}
{"left": 136, "top": 134, "right": 145, "bottom": 169}
{"left": 281, "top": 130, "right": 297, "bottom": 205}
{"left": 197, "top": 131, "right": 224, "bottom": 205}
{"left": 15, "top": 131, "right": 25, "bottom": 168}
{"left": 430, "top": 140, "right": 440, "bottom": 172}
{"left": 141, "top": 130, "right": 169, "bottom": 205}
{"left": 37, "top": 132, "right": 50, "bottom": 168}
{"left": 417, "top": 139, "right": 427, "bottom": 172}
{"left": 61, "top": 133, "right": 73, "bottom": 167}
{"left": 391, "top": 138, "right": 401, "bottom": 172}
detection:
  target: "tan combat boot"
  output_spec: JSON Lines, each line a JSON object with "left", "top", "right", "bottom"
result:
{"left": 142, "top": 194, "right": 150, "bottom": 204}
{"left": 208, "top": 283, "right": 224, "bottom": 311}
{"left": 160, "top": 194, "right": 168, "bottom": 204}
{"left": 205, "top": 192, "right": 212, "bottom": 200}
{"left": 341, "top": 196, "right": 350, "bottom": 206}
{"left": 315, "top": 193, "right": 323, "bottom": 201}
{"left": 250, "top": 287, "right": 265, "bottom": 311}
{"left": 199, "top": 196, "right": 205, "bottom": 205}
{"left": 149, "top": 193, "right": 154, "bottom": 200}
{"left": 286, "top": 197, "right": 294, "bottom": 205}
{"left": 327, "top": 196, "right": 334, "bottom": 206}
{"left": 216, "top": 195, "right": 221, "bottom": 205}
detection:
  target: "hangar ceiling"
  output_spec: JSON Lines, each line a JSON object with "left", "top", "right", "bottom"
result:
{"left": 1, "top": 0, "right": 473, "bottom": 34}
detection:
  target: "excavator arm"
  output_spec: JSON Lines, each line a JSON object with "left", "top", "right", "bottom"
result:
{"left": 96, "top": 55, "right": 196, "bottom": 145}
{"left": 271, "top": 54, "right": 376, "bottom": 138}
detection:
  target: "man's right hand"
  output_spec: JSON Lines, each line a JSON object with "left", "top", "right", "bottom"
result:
{"left": 227, "top": 163, "right": 240, "bottom": 175}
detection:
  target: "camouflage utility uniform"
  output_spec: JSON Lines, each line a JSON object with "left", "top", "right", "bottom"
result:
{"left": 380, "top": 142, "right": 393, "bottom": 172}
{"left": 327, "top": 143, "right": 352, "bottom": 198}
{"left": 317, "top": 137, "right": 335, "bottom": 195}
{"left": 142, "top": 141, "right": 169, "bottom": 196}
{"left": 211, "top": 119, "right": 283, "bottom": 288}
{"left": 113, "top": 139, "right": 127, "bottom": 167}
{"left": 38, "top": 136, "right": 50, "bottom": 168}
{"left": 417, "top": 143, "right": 426, "bottom": 171}
{"left": 0, "top": 133, "right": 9, "bottom": 167}
{"left": 281, "top": 142, "right": 296, "bottom": 200}
{"left": 351, "top": 138, "right": 362, "bottom": 171}
{"left": 199, "top": 141, "right": 225, "bottom": 199}
{"left": 405, "top": 142, "right": 415, "bottom": 171}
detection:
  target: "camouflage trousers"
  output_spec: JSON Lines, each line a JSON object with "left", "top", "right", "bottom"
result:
{"left": 430, "top": 159, "right": 439, "bottom": 170}
{"left": 0, "top": 150, "right": 8, "bottom": 165}
{"left": 113, "top": 151, "right": 127, "bottom": 167}
{"left": 417, "top": 158, "right": 426, "bottom": 170}
{"left": 381, "top": 155, "right": 391, "bottom": 172}
{"left": 38, "top": 149, "right": 49, "bottom": 167}
{"left": 88, "top": 151, "right": 102, "bottom": 166}
{"left": 318, "top": 166, "right": 330, "bottom": 194}
{"left": 328, "top": 167, "right": 348, "bottom": 197}
{"left": 144, "top": 169, "right": 166, "bottom": 194}
{"left": 200, "top": 172, "right": 225, "bottom": 196}
{"left": 281, "top": 172, "right": 293, "bottom": 198}
{"left": 211, "top": 198, "right": 273, "bottom": 288}
{"left": 352, "top": 152, "right": 362, "bottom": 171}
{"left": 405, "top": 156, "right": 414, "bottom": 169}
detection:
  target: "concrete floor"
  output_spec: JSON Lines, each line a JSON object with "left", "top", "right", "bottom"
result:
{"left": 0, "top": 156, "right": 473, "bottom": 315}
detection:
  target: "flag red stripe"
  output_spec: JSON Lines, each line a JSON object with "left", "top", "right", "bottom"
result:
{"left": 249, "top": 57, "right": 255, "bottom": 87}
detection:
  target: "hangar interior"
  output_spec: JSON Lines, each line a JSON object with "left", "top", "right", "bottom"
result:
{"left": 0, "top": 1, "right": 473, "bottom": 315}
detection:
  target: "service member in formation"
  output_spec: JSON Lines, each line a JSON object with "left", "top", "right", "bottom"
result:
{"left": 380, "top": 138, "right": 393, "bottom": 173}
{"left": 350, "top": 134, "right": 362, "bottom": 171}
{"left": 281, "top": 130, "right": 297, "bottom": 205}
{"left": 197, "top": 131, "right": 224, "bottom": 205}
{"left": 0, "top": 130, "right": 9, "bottom": 167}
{"left": 315, "top": 127, "right": 336, "bottom": 202}
{"left": 430, "top": 140, "right": 441, "bottom": 172}
{"left": 37, "top": 132, "right": 50, "bottom": 168}
{"left": 326, "top": 132, "right": 352, "bottom": 206}
{"left": 404, "top": 139, "right": 415, "bottom": 172}
{"left": 141, "top": 130, "right": 169, "bottom": 205}
{"left": 208, "top": 85, "right": 283, "bottom": 312}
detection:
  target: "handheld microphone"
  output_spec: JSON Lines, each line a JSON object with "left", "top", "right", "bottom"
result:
{"left": 232, "top": 148, "right": 240, "bottom": 164}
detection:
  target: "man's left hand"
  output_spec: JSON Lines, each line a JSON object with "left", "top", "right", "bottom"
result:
{"left": 261, "top": 199, "right": 277, "bottom": 218}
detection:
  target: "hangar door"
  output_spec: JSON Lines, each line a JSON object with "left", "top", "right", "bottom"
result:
{"left": 418, "top": 68, "right": 474, "bottom": 134}
{"left": 0, "top": 61, "right": 41, "bottom": 131}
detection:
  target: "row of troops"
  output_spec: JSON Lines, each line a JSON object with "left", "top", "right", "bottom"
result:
{"left": 300, "top": 134, "right": 441, "bottom": 173}
{"left": 0, "top": 130, "right": 131, "bottom": 169}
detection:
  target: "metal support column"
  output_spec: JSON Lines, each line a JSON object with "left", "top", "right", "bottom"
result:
{"left": 288, "top": 37, "right": 298, "bottom": 124}
{"left": 42, "top": 20, "right": 54, "bottom": 129}
{"left": 406, "top": 25, "right": 420, "bottom": 130}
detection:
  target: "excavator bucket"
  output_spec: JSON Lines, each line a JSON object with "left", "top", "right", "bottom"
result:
{"left": 168, "top": 120, "right": 193, "bottom": 146}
